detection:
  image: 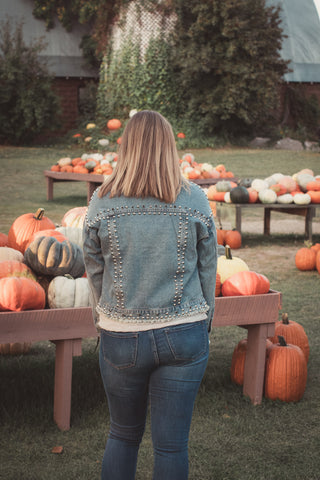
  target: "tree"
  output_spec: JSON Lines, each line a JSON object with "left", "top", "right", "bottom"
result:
{"left": 170, "top": 0, "right": 290, "bottom": 136}
{"left": 0, "top": 18, "right": 61, "bottom": 145}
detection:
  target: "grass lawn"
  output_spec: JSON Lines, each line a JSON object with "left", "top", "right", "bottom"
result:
{"left": 0, "top": 145, "right": 320, "bottom": 479}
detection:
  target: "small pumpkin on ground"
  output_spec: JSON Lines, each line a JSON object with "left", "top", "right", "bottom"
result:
{"left": 264, "top": 335, "right": 307, "bottom": 402}
{"left": 230, "top": 338, "right": 274, "bottom": 386}
{"left": 295, "top": 242, "right": 316, "bottom": 271}
{"left": 224, "top": 229, "right": 242, "bottom": 249}
{"left": 8, "top": 208, "right": 55, "bottom": 253}
{"left": 107, "top": 118, "right": 122, "bottom": 130}
{"left": 269, "top": 313, "right": 309, "bottom": 363}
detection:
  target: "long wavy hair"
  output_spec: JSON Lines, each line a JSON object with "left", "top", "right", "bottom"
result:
{"left": 98, "top": 110, "right": 186, "bottom": 203}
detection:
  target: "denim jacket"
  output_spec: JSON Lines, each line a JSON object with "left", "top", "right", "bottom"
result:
{"left": 83, "top": 181, "right": 217, "bottom": 332}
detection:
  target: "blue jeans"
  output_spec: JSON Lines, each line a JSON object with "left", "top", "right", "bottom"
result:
{"left": 99, "top": 320, "right": 209, "bottom": 480}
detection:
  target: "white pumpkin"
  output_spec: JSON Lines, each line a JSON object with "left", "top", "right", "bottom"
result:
{"left": 293, "top": 193, "right": 311, "bottom": 205}
{"left": 251, "top": 178, "right": 269, "bottom": 192}
{"left": 48, "top": 276, "right": 90, "bottom": 309}
{"left": 0, "top": 247, "right": 24, "bottom": 262}
{"left": 56, "top": 226, "right": 83, "bottom": 247}
{"left": 277, "top": 193, "right": 294, "bottom": 204}
{"left": 296, "top": 173, "right": 315, "bottom": 192}
{"left": 278, "top": 175, "right": 297, "bottom": 192}
{"left": 224, "top": 191, "right": 232, "bottom": 203}
{"left": 258, "top": 188, "right": 277, "bottom": 204}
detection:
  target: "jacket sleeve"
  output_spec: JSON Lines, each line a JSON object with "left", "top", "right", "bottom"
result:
{"left": 83, "top": 221, "right": 104, "bottom": 328}
{"left": 197, "top": 216, "right": 218, "bottom": 332}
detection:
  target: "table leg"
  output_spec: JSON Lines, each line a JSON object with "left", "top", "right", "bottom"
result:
{"left": 242, "top": 323, "right": 274, "bottom": 405}
{"left": 46, "top": 176, "right": 54, "bottom": 201}
{"left": 264, "top": 208, "right": 271, "bottom": 235}
{"left": 53, "top": 339, "right": 82, "bottom": 430}
{"left": 235, "top": 206, "right": 242, "bottom": 233}
{"left": 305, "top": 206, "right": 315, "bottom": 242}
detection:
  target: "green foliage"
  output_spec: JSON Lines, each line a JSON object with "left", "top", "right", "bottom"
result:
{"left": 169, "top": 0, "right": 290, "bottom": 137}
{"left": 0, "top": 18, "right": 61, "bottom": 145}
{"left": 97, "top": 34, "right": 184, "bottom": 124}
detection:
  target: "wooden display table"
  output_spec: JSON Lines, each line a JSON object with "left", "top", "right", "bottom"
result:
{"left": 0, "top": 290, "right": 281, "bottom": 430}
{"left": 217, "top": 202, "right": 319, "bottom": 241}
{"left": 44, "top": 170, "right": 238, "bottom": 204}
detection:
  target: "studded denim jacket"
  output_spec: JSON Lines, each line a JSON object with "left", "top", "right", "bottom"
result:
{"left": 83, "top": 181, "right": 217, "bottom": 332}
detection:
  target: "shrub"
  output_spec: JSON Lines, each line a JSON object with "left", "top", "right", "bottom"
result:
{"left": 0, "top": 18, "right": 61, "bottom": 145}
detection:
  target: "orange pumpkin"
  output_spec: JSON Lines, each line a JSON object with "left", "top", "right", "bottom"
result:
{"left": 224, "top": 229, "right": 241, "bottom": 249}
{"left": 231, "top": 338, "right": 274, "bottom": 386}
{"left": 306, "top": 181, "right": 320, "bottom": 192}
{"left": 0, "top": 277, "right": 46, "bottom": 311}
{"left": 247, "top": 187, "right": 259, "bottom": 203}
{"left": 73, "top": 165, "right": 89, "bottom": 174}
{"left": 269, "top": 313, "right": 309, "bottom": 363}
{"left": 50, "top": 164, "right": 60, "bottom": 172}
{"left": 0, "top": 233, "right": 9, "bottom": 247}
{"left": 8, "top": 208, "right": 55, "bottom": 253}
{"left": 216, "top": 227, "right": 227, "bottom": 246}
{"left": 295, "top": 245, "right": 316, "bottom": 270}
{"left": 60, "top": 165, "right": 74, "bottom": 173}
{"left": 107, "top": 118, "right": 122, "bottom": 130}
{"left": 264, "top": 336, "right": 307, "bottom": 402}
{"left": 316, "top": 250, "right": 320, "bottom": 274}
{"left": 307, "top": 191, "right": 320, "bottom": 203}
{"left": 0, "top": 260, "right": 37, "bottom": 281}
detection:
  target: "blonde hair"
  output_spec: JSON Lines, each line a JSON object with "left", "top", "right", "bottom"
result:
{"left": 98, "top": 110, "right": 186, "bottom": 203}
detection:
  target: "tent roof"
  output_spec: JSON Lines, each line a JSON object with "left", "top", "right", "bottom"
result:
{"left": 267, "top": 0, "right": 320, "bottom": 82}
{"left": 0, "top": 0, "right": 98, "bottom": 78}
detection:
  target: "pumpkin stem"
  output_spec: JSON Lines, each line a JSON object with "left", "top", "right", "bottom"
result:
{"left": 304, "top": 240, "right": 313, "bottom": 249}
{"left": 278, "top": 335, "right": 287, "bottom": 347}
{"left": 225, "top": 245, "right": 232, "bottom": 259}
{"left": 282, "top": 313, "right": 289, "bottom": 324}
{"left": 34, "top": 208, "right": 45, "bottom": 220}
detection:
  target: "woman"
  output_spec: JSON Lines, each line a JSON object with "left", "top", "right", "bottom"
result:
{"left": 83, "top": 110, "right": 217, "bottom": 479}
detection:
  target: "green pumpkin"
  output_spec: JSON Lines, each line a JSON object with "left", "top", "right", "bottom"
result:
{"left": 24, "top": 236, "right": 85, "bottom": 278}
{"left": 216, "top": 180, "right": 232, "bottom": 192}
{"left": 230, "top": 186, "right": 250, "bottom": 204}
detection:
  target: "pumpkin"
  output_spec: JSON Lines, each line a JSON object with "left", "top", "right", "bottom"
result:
{"left": 221, "top": 270, "right": 270, "bottom": 296}
{"left": 0, "top": 277, "right": 46, "bottom": 311}
{"left": 61, "top": 206, "right": 87, "bottom": 229}
{"left": 239, "top": 178, "right": 252, "bottom": 188}
{"left": 224, "top": 191, "right": 232, "bottom": 203}
{"left": 0, "top": 233, "right": 9, "bottom": 247}
{"left": 24, "top": 236, "right": 85, "bottom": 278}
{"left": 0, "top": 260, "right": 37, "bottom": 281}
{"left": 270, "top": 183, "right": 287, "bottom": 196}
{"left": 57, "top": 157, "right": 72, "bottom": 167}
{"left": 0, "top": 342, "right": 32, "bottom": 355}
{"left": 251, "top": 179, "right": 269, "bottom": 192}
{"left": 276, "top": 193, "right": 293, "bottom": 204}
{"left": 47, "top": 275, "right": 90, "bottom": 308}
{"left": 0, "top": 247, "right": 24, "bottom": 262}
{"left": 229, "top": 186, "right": 249, "bottom": 204}
{"left": 8, "top": 208, "right": 55, "bottom": 253}
{"left": 264, "top": 336, "right": 307, "bottom": 402}
{"left": 278, "top": 175, "right": 297, "bottom": 192}
{"left": 296, "top": 173, "right": 315, "bottom": 192}
{"left": 216, "top": 180, "right": 232, "bottom": 192}
{"left": 231, "top": 338, "right": 274, "bottom": 386}
{"left": 215, "top": 272, "right": 221, "bottom": 297}
{"left": 224, "top": 229, "right": 242, "bottom": 249}
{"left": 306, "top": 181, "right": 320, "bottom": 192}
{"left": 316, "top": 250, "right": 320, "bottom": 274}
{"left": 217, "top": 245, "right": 249, "bottom": 284}
{"left": 216, "top": 227, "right": 227, "bottom": 246}
{"left": 107, "top": 118, "right": 122, "bottom": 130}
{"left": 26, "top": 229, "right": 67, "bottom": 250}
{"left": 295, "top": 245, "right": 316, "bottom": 271}
{"left": 307, "top": 191, "right": 320, "bottom": 203}
{"left": 258, "top": 189, "right": 277, "bottom": 204}
{"left": 269, "top": 313, "right": 309, "bottom": 363}
{"left": 85, "top": 160, "right": 97, "bottom": 172}
{"left": 247, "top": 187, "right": 259, "bottom": 203}
{"left": 56, "top": 226, "right": 83, "bottom": 247}
{"left": 293, "top": 193, "right": 311, "bottom": 205}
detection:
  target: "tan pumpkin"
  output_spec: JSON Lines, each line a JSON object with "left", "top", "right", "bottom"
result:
{"left": 217, "top": 245, "right": 249, "bottom": 283}
{"left": 24, "top": 236, "right": 85, "bottom": 278}
{"left": 47, "top": 275, "right": 90, "bottom": 308}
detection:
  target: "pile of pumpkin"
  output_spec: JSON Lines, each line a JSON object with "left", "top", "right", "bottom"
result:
{"left": 0, "top": 206, "right": 89, "bottom": 318}
{"left": 215, "top": 245, "right": 270, "bottom": 297}
{"left": 50, "top": 152, "right": 118, "bottom": 175}
{"left": 230, "top": 313, "right": 309, "bottom": 402}
{"left": 179, "top": 155, "right": 235, "bottom": 180}
{"left": 207, "top": 168, "right": 320, "bottom": 205}
{"left": 295, "top": 241, "right": 320, "bottom": 273}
